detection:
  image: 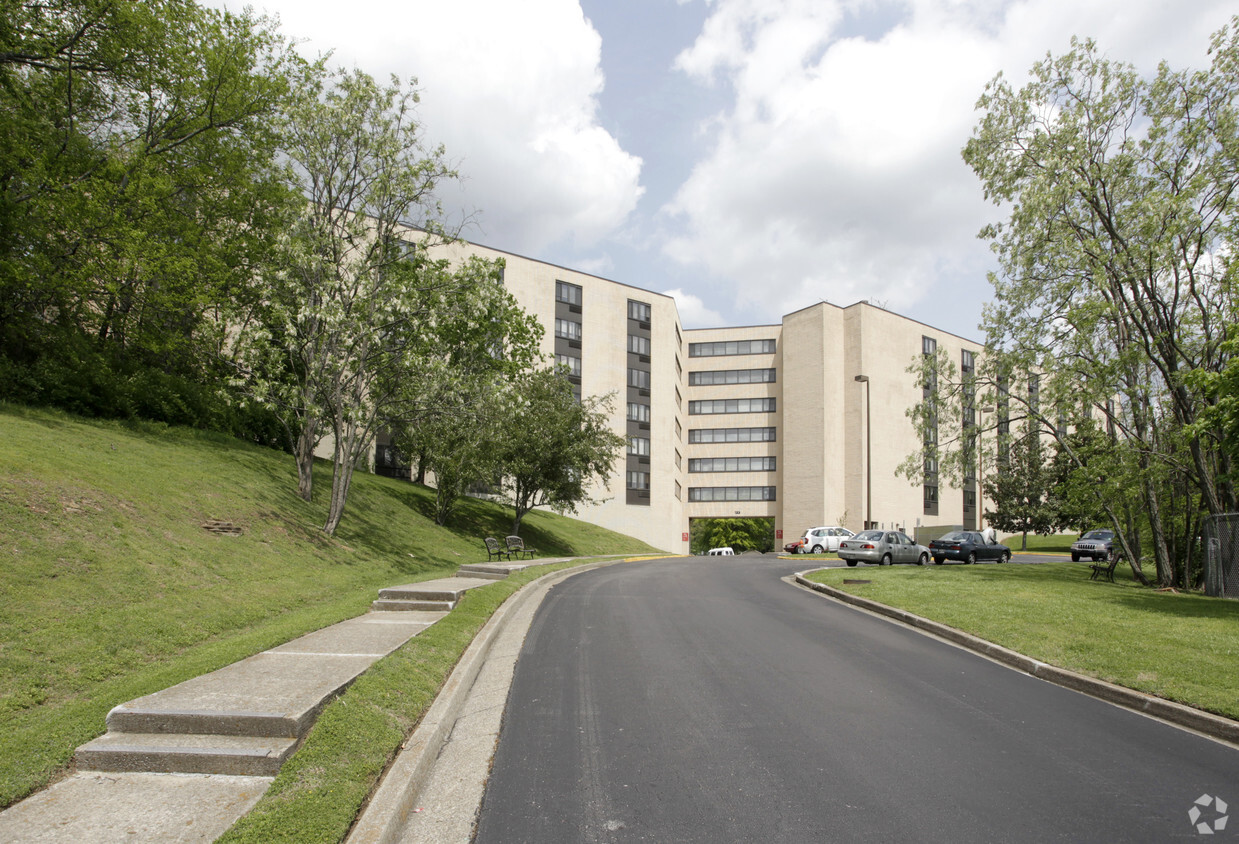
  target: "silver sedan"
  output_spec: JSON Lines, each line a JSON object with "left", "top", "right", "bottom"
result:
{"left": 837, "top": 530, "right": 930, "bottom": 567}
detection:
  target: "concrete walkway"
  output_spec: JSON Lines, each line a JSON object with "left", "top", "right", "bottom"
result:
{"left": 0, "top": 561, "right": 544, "bottom": 843}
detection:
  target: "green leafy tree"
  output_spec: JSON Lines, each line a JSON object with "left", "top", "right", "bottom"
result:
{"left": 982, "top": 430, "right": 1055, "bottom": 550}
{"left": 385, "top": 258, "right": 543, "bottom": 526}
{"left": 495, "top": 368, "right": 626, "bottom": 536}
{"left": 234, "top": 66, "right": 461, "bottom": 534}
{"left": 1, "top": 1, "right": 297, "bottom": 398}
{"left": 1045, "top": 421, "right": 1117, "bottom": 535}
{"left": 692, "top": 517, "right": 774, "bottom": 554}
{"left": 906, "top": 19, "right": 1239, "bottom": 586}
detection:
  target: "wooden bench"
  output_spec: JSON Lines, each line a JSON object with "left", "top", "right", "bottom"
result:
{"left": 1089, "top": 553, "right": 1120, "bottom": 582}
{"left": 505, "top": 535, "right": 537, "bottom": 560}
{"left": 484, "top": 537, "right": 510, "bottom": 562}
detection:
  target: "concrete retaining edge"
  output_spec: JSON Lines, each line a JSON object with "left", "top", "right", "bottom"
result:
{"left": 346, "top": 557, "right": 637, "bottom": 844}
{"left": 793, "top": 572, "right": 1239, "bottom": 747}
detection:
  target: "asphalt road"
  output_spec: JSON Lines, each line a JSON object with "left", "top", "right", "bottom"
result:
{"left": 474, "top": 555, "right": 1239, "bottom": 843}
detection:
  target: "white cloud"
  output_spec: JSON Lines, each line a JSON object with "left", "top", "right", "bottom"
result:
{"left": 217, "top": 0, "right": 644, "bottom": 254}
{"left": 660, "top": 0, "right": 1238, "bottom": 326}
{"left": 664, "top": 288, "right": 728, "bottom": 329}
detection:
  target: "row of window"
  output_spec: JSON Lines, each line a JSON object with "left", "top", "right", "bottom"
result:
{"left": 688, "top": 368, "right": 776, "bottom": 386}
{"left": 688, "top": 456, "right": 776, "bottom": 473}
{"left": 689, "top": 339, "right": 776, "bottom": 358}
{"left": 688, "top": 486, "right": 777, "bottom": 502}
{"left": 688, "top": 427, "right": 776, "bottom": 443}
{"left": 626, "top": 471, "right": 649, "bottom": 490}
{"left": 688, "top": 398, "right": 775, "bottom": 415}
{"left": 628, "top": 437, "right": 650, "bottom": 456}
{"left": 555, "top": 354, "right": 581, "bottom": 378}
{"left": 629, "top": 334, "right": 650, "bottom": 355}
{"left": 627, "top": 402, "right": 651, "bottom": 423}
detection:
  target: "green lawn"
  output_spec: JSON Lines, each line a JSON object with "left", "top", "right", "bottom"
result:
{"left": 999, "top": 533, "right": 1078, "bottom": 553}
{"left": 0, "top": 405, "right": 658, "bottom": 810}
{"left": 804, "top": 563, "right": 1239, "bottom": 721}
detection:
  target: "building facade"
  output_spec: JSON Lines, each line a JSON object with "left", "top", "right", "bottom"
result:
{"left": 421, "top": 235, "right": 988, "bottom": 554}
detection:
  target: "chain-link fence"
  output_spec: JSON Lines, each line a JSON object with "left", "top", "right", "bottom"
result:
{"left": 1201, "top": 513, "right": 1239, "bottom": 599}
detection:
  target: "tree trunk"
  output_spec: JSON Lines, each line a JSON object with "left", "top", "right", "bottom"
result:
{"left": 1139, "top": 472, "right": 1174, "bottom": 587}
{"left": 323, "top": 428, "right": 357, "bottom": 536}
{"left": 295, "top": 416, "right": 319, "bottom": 502}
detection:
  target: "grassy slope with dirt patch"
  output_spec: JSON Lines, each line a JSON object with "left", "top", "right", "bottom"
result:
{"left": 805, "top": 564, "right": 1239, "bottom": 720}
{"left": 0, "top": 404, "right": 659, "bottom": 809}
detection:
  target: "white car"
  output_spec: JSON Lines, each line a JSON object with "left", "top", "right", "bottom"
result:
{"left": 706, "top": 547, "right": 734, "bottom": 556}
{"left": 799, "top": 526, "right": 855, "bottom": 554}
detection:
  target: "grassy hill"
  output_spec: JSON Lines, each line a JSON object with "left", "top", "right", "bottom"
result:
{"left": 0, "top": 404, "right": 659, "bottom": 808}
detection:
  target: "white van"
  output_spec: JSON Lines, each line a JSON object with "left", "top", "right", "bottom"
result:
{"left": 706, "top": 547, "right": 734, "bottom": 556}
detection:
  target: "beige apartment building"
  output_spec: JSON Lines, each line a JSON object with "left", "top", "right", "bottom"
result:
{"left": 412, "top": 235, "right": 988, "bottom": 555}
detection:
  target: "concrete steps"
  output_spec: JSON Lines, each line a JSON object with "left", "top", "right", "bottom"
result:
{"left": 458, "top": 562, "right": 533, "bottom": 580}
{"left": 371, "top": 576, "right": 497, "bottom": 612}
{"left": 74, "top": 614, "right": 441, "bottom": 777}
{"left": 73, "top": 571, "right": 534, "bottom": 776}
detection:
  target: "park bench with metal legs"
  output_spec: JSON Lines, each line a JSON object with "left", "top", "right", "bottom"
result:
{"left": 505, "top": 535, "right": 537, "bottom": 560}
{"left": 1089, "top": 552, "right": 1120, "bottom": 583}
{"left": 483, "top": 537, "right": 510, "bottom": 562}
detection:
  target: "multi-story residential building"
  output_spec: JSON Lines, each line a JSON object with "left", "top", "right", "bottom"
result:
{"left": 412, "top": 234, "right": 988, "bottom": 554}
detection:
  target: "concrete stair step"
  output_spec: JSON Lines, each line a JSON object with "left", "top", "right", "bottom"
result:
{"left": 371, "top": 598, "right": 455, "bottom": 612}
{"left": 106, "top": 705, "right": 304, "bottom": 738}
{"left": 76, "top": 732, "right": 299, "bottom": 777}
{"left": 105, "top": 649, "right": 388, "bottom": 739}
{"left": 454, "top": 568, "right": 509, "bottom": 581}
{"left": 376, "top": 577, "right": 495, "bottom": 604}
{"left": 457, "top": 563, "right": 532, "bottom": 579}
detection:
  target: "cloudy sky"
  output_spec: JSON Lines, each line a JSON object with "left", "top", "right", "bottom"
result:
{"left": 212, "top": 0, "right": 1236, "bottom": 337}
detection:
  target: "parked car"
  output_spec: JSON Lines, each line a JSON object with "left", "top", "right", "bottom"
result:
{"left": 706, "top": 547, "right": 734, "bottom": 556}
{"left": 799, "top": 526, "right": 855, "bottom": 553}
{"left": 1071, "top": 529, "right": 1115, "bottom": 562}
{"left": 928, "top": 531, "right": 1011, "bottom": 565}
{"left": 783, "top": 539, "right": 805, "bottom": 554}
{"left": 837, "top": 530, "right": 930, "bottom": 566}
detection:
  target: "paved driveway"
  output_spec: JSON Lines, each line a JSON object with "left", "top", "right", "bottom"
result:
{"left": 475, "top": 555, "right": 1238, "bottom": 843}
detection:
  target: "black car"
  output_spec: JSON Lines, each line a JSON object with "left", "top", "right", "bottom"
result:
{"left": 928, "top": 530, "right": 1011, "bottom": 565}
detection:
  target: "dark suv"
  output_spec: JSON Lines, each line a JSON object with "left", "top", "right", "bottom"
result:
{"left": 1071, "top": 529, "right": 1115, "bottom": 562}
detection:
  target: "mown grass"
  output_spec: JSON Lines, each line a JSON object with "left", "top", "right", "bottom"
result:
{"left": 804, "top": 563, "right": 1239, "bottom": 720}
{"left": 216, "top": 559, "right": 597, "bottom": 844}
{"left": 0, "top": 404, "right": 658, "bottom": 809}
{"left": 998, "top": 533, "right": 1078, "bottom": 553}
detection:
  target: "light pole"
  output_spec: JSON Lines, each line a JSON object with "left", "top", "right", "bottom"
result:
{"left": 854, "top": 375, "right": 871, "bottom": 530}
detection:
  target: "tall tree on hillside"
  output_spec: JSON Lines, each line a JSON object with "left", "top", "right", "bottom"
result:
{"left": 384, "top": 257, "right": 544, "bottom": 526}
{"left": 235, "top": 66, "right": 463, "bottom": 534}
{"left": 905, "top": 19, "right": 1239, "bottom": 586}
{"left": 0, "top": 1, "right": 297, "bottom": 383}
{"left": 495, "top": 367, "right": 626, "bottom": 536}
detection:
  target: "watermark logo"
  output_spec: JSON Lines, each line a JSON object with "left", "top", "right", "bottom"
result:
{"left": 1189, "top": 794, "right": 1229, "bottom": 835}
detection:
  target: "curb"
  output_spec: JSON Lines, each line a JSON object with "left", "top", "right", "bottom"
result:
{"left": 346, "top": 557, "right": 635, "bottom": 844}
{"left": 792, "top": 572, "right": 1239, "bottom": 747}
